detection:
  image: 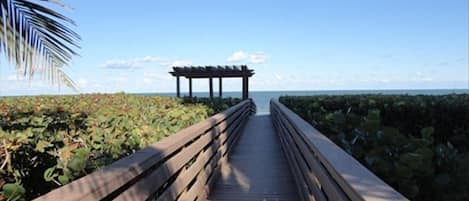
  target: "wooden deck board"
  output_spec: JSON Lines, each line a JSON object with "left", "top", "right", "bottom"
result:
{"left": 207, "top": 115, "right": 299, "bottom": 201}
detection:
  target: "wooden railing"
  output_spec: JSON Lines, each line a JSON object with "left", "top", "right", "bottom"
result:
{"left": 34, "top": 99, "right": 255, "bottom": 201}
{"left": 270, "top": 99, "right": 409, "bottom": 201}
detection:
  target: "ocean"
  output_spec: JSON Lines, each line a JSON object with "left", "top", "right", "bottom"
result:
{"left": 141, "top": 89, "right": 469, "bottom": 114}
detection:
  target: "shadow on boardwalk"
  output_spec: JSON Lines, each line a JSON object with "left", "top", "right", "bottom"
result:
{"left": 208, "top": 115, "right": 299, "bottom": 201}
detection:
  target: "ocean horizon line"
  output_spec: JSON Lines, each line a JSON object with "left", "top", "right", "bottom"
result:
{"left": 1, "top": 88, "right": 468, "bottom": 97}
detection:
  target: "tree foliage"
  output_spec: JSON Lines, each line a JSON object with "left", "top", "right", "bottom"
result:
{"left": 0, "top": 0, "right": 80, "bottom": 89}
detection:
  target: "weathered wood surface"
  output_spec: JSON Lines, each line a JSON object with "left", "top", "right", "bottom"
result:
{"left": 207, "top": 115, "right": 299, "bottom": 201}
{"left": 270, "top": 99, "right": 409, "bottom": 201}
{"left": 34, "top": 99, "right": 255, "bottom": 201}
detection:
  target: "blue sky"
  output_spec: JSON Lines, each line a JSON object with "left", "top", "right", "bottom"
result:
{"left": 0, "top": 0, "right": 468, "bottom": 95}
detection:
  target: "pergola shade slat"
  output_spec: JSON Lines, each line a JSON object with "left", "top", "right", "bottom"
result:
{"left": 170, "top": 65, "right": 254, "bottom": 78}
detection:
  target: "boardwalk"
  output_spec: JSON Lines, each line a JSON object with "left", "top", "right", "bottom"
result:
{"left": 208, "top": 115, "right": 299, "bottom": 201}
{"left": 34, "top": 100, "right": 408, "bottom": 201}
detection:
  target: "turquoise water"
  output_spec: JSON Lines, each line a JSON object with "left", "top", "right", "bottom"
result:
{"left": 141, "top": 89, "right": 469, "bottom": 114}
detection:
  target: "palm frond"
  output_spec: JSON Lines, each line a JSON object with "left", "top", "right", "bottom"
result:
{"left": 0, "top": 0, "right": 80, "bottom": 90}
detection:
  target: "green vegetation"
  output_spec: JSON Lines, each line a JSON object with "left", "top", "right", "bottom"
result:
{"left": 0, "top": 94, "right": 213, "bottom": 200}
{"left": 280, "top": 94, "right": 469, "bottom": 201}
{"left": 183, "top": 96, "right": 243, "bottom": 113}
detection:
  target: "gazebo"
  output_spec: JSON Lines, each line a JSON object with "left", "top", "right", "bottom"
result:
{"left": 169, "top": 65, "right": 255, "bottom": 100}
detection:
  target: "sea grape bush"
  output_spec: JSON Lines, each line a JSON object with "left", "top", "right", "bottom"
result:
{"left": 183, "top": 96, "right": 243, "bottom": 113}
{"left": 0, "top": 94, "right": 213, "bottom": 200}
{"left": 279, "top": 94, "right": 469, "bottom": 201}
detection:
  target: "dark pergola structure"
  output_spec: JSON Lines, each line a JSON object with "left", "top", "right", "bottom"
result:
{"left": 169, "top": 65, "right": 254, "bottom": 100}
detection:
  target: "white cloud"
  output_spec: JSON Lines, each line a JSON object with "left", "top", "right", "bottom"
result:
{"left": 101, "top": 56, "right": 162, "bottom": 69}
{"left": 77, "top": 78, "right": 88, "bottom": 88}
{"left": 170, "top": 60, "right": 192, "bottom": 67}
{"left": 143, "top": 77, "right": 153, "bottom": 84}
{"left": 0, "top": 76, "right": 58, "bottom": 96}
{"left": 4, "top": 74, "right": 30, "bottom": 81}
{"left": 249, "top": 52, "right": 267, "bottom": 64}
{"left": 227, "top": 51, "right": 249, "bottom": 62}
{"left": 455, "top": 57, "right": 466, "bottom": 63}
{"left": 101, "top": 56, "right": 193, "bottom": 69}
{"left": 227, "top": 51, "right": 267, "bottom": 64}
{"left": 246, "top": 70, "right": 452, "bottom": 91}
{"left": 412, "top": 72, "right": 433, "bottom": 82}
{"left": 274, "top": 74, "right": 283, "bottom": 81}
{"left": 140, "top": 56, "right": 161, "bottom": 63}
{"left": 437, "top": 61, "right": 449, "bottom": 66}
{"left": 110, "top": 76, "right": 128, "bottom": 82}
{"left": 143, "top": 72, "right": 171, "bottom": 84}
{"left": 6, "top": 74, "right": 22, "bottom": 81}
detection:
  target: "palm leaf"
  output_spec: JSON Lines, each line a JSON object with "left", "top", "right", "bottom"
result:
{"left": 0, "top": 0, "right": 80, "bottom": 90}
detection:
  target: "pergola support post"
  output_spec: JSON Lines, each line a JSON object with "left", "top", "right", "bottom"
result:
{"left": 219, "top": 77, "right": 222, "bottom": 97}
{"left": 241, "top": 66, "right": 249, "bottom": 100}
{"left": 176, "top": 76, "right": 180, "bottom": 97}
{"left": 189, "top": 77, "right": 193, "bottom": 98}
{"left": 242, "top": 76, "right": 248, "bottom": 100}
{"left": 245, "top": 76, "right": 249, "bottom": 99}
{"left": 209, "top": 76, "right": 214, "bottom": 100}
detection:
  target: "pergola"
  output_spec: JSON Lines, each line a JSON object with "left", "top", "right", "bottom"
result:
{"left": 169, "top": 65, "right": 255, "bottom": 100}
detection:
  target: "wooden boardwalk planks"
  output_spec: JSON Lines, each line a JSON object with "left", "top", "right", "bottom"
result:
{"left": 208, "top": 115, "right": 300, "bottom": 201}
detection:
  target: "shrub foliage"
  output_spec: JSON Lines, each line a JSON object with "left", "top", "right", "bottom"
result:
{"left": 280, "top": 94, "right": 469, "bottom": 201}
{"left": 0, "top": 94, "right": 213, "bottom": 200}
{"left": 183, "top": 96, "right": 243, "bottom": 113}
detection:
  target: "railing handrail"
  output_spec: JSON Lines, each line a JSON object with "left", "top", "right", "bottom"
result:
{"left": 34, "top": 99, "right": 255, "bottom": 201}
{"left": 271, "top": 99, "right": 408, "bottom": 201}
